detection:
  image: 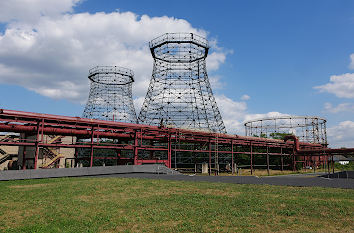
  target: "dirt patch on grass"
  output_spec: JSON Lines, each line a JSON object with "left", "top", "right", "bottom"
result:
{"left": 181, "top": 187, "right": 241, "bottom": 197}
{"left": 9, "top": 183, "right": 55, "bottom": 189}
{"left": 0, "top": 207, "right": 43, "bottom": 230}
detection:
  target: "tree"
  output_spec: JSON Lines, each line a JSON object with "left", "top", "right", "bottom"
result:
{"left": 269, "top": 132, "right": 293, "bottom": 140}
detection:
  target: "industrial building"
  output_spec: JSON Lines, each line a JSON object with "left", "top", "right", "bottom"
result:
{"left": 0, "top": 33, "right": 353, "bottom": 173}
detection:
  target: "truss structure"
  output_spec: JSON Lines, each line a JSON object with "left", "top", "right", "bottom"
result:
{"left": 244, "top": 116, "right": 327, "bottom": 145}
{"left": 83, "top": 66, "right": 137, "bottom": 123}
{"left": 2, "top": 109, "right": 352, "bottom": 174}
{"left": 138, "top": 33, "right": 226, "bottom": 133}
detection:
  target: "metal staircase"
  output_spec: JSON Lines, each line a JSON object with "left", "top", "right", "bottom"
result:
{"left": 41, "top": 135, "right": 64, "bottom": 168}
{"left": 48, "top": 135, "right": 63, "bottom": 144}
{"left": 0, "top": 134, "right": 10, "bottom": 142}
{"left": 0, "top": 148, "right": 10, "bottom": 165}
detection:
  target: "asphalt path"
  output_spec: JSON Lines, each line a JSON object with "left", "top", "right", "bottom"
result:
{"left": 90, "top": 173, "right": 354, "bottom": 189}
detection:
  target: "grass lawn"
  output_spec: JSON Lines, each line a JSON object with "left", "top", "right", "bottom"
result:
{"left": 0, "top": 177, "right": 353, "bottom": 233}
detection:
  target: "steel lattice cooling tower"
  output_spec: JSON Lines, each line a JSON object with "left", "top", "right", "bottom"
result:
{"left": 138, "top": 33, "right": 226, "bottom": 133}
{"left": 244, "top": 116, "right": 327, "bottom": 145}
{"left": 83, "top": 66, "right": 137, "bottom": 123}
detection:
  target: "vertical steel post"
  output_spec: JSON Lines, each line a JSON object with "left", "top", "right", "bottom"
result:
{"left": 22, "top": 146, "right": 26, "bottom": 170}
{"left": 134, "top": 131, "right": 139, "bottom": 165}
{"left": 116, "top": 150, "right": 121, "bottom": 165}
{"left": 174, "top": 132, "right": 178, "bottom": 169}
{"left": 41, "top": 119, "right": 44, "bottom": 143}
{"left": 250, "top": 142, "right": 253, "bottom": 175}
{"left": 168, "top": 133, "right": 172, "bottom": 168}
{"left": 231, "top": 140, "right": 234, "bottom": 175}
{"left": 34, "top": 121, "right": 41, "bottom": 169}
{"left": 74, "top": 149, "right": 78, "bottom": 167}
{"left": 192, "top": 143, "right": 196, "bottom": 173}
{"left": 292, "top": 148, "right": 296, "bottom": 171}
{"left": 266, "top": 145, "right": 270, "bottom": 176}
{"left": 280, "top": 147, "right": 283, "bottom": 172}
{"left": 208, "top": 140, "right": 211, "bottom": 176}
{"left": 90, "top": 126, "right": 94, "bottom": 167}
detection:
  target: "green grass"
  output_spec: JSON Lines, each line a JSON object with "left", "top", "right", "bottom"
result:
{"left": 0, "top": 177, "right": 353, "bottom": 233}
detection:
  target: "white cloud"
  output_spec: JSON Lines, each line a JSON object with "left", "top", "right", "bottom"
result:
{"left": 243, "top": 112, "right": 290, "bottom": 123}
{"left": 207, "top": 51, "right": 226, "bottom": 71}
{"left": 327, "top": 121, "right": 354, "bottom": 148}
{"left": 133, "top": 96, "right": 145, "bottom": 115}
{"left": 215, "top": 94, "right": 247, "bottom": 134}
{"left": 209, "top": 75, "right": 224, "bottom": 89}
{"left": 314, "top": 73, "right": 354, "bottom": 98}
{"left": 0, "top": 3, "right": 228, "bottom": 103}
{"left": 324, "top": 102, "right": 354, "bottom": 113}
{"left": 350, "top": 53, "right": 354, "bottom": 69}
{"left": 241, "top": 94, "right": 250, "bottom": 101}
{"left": 0, "top": 0, "right": 81, "bottom": 24}
{"left": 215, "top": 94, "right": 286, "bottom": 135}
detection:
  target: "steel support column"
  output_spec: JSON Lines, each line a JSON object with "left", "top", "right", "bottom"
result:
{"left": 90, "top": 126, "right": 94, "bottom": 167}
{"left": 34, "top": 121, "right": 41, "bottom": 169}
{"left": 168, "top": 134, "right": 172, "bottom": 168}
{"left": 134, "top": 131, "right": 139, "bottom": 165}
{"left": 231, "top": 140, "right": 234, "bottom": 175}
{"left": 266, "top": 145, "right": 270, "bottom": 176}
{"left": 250, "top": 142, "right": 253, "bottom": 175}
{"left": 292, "top": 149, "right": 296, "bottom": 172}
{"left": 208, "top": 140, "right": 211, "bottom": 176}
{"left": 74, "top": 149, "right": 78, "bottom": 167}
{"left": 280, "top": 147, "right": 283, "bottom": 172}
{"left": 22, "top": 146, "right": 26, "bottom": 170}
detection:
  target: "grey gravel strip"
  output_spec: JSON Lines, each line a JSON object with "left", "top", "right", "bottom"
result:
{"left": 92, "top": 173, "right": 354, "bottom": 189}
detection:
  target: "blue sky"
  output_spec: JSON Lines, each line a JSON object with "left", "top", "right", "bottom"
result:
{"left": 0, "top": 0, "right": 353, "bottom": 147}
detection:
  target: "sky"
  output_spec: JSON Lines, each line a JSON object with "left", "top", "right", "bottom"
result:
{"left": 0, "top": 0, "right": 353, "bottom": 148}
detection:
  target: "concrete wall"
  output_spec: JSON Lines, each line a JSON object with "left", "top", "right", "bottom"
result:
{"left": 0, "top": 164, "right": 181, "bottom": 181}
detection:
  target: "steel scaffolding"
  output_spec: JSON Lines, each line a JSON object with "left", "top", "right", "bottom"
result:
{"left": 83, "top": 66, "right": 137, "bottom": 123}
{"left": 138, "top": 33, "right": 226, "bottom": 133}
{"left": 0, "top": 109, "right": 352, "bottom": 174}
{"left": 244, "top": 116, "right": 327, "bottom": 145}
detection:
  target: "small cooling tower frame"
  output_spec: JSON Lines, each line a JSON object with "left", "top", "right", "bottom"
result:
{"left": 82, "top": 66, "right": 137, "bottom": 124}
{"left": 244, "top": 116, "right": 327, "bottom": 145}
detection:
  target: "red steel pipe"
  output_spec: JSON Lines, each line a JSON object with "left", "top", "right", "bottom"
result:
{"left": 0, "top": 109, "right": 322, "bottom": 148}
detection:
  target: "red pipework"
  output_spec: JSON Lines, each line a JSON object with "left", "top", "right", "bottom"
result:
{"left": 284, "top": 135, "right": 300, "bottom": 152}
{"left": 0, "top": 108, "right": 327, "bottom": 151}
{"left": 0, "top": 109, "right": 314, "bottom": 146}
{"left": 299, "top": 147, "right": 354, "bottom": 154}
{"left": 0, "top": 123, "right": 131, "bottom": 139}
{"left": 0, "top": 109, "right": 159, "bottom": 130}
{"left": 2, "top": 109, "right": 352, "bottom": 171}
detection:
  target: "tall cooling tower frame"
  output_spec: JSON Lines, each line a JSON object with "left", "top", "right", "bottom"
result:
{"left": 82, "top": 66, "right": 137, "bottom": 123}
{"left": 138, "top": 33, "right": 226, "bottom": 133}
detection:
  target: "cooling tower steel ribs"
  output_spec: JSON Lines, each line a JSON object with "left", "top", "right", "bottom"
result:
{"left": 138, "top": 33, "right": 226, "bottom": 133}
{"left": 83, "top": 66, "right": 137, "bottom": 123}
{"left": 244, "top": 116, "right": 327, "bottom": 145}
